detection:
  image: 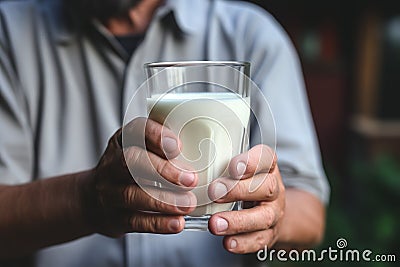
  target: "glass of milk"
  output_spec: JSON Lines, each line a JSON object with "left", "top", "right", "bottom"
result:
{"left": 145, "top": 61, "right": 251, "bottom": 230}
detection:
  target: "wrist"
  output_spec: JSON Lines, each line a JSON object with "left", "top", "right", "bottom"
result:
{"left": 75, "top": 169, "right": 98, "bottom": 235}
{"left": 275, "top": 189, "right": 325, "bottom": 249}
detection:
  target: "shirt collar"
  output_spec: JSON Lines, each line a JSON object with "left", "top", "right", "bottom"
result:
{"left": 42, "top": 0, "right": 210, "bottom": 44}
{"left": 39, "top": 0, "right": 72, "bottom": 44}
{"left": 158, "top": 0, "right": 209, "bottom": 34}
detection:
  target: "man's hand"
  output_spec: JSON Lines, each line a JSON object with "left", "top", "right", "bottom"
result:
{"left": 86, "top": 118, "right": 198, "bottom": 237}
{"left": 0, "top": 117, "right": 199, "bottom": 258}
{"left": 208, "top": 145, "right": 285, "bottom": 253}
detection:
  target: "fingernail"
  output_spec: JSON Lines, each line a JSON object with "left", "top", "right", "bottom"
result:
{"left": 169, "top": 219, "right": 181, "bottom": 231}
{"left": 162, "top": 137, "right": 177, "bottom": 154}
{"left": 236, "top": 161, "right": 246, "bottom": 177}
{"left": 175, "top": 194, "right": 192, "bottom": 210}
{"left": 212, "top": 182, "right": 228, "bottom": 200}
{"left": 179, "top": 172, "right": 195, "bottom": 187}
{"left": 216, "top": 217, "right": 228, "bottom": 233}
{"left": 230, "top": 239, "right": 237, "bottom": 249}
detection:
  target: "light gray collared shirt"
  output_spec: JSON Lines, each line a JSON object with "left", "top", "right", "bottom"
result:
{"left": 0, "top": 0, "right": 330, "bottom": 266}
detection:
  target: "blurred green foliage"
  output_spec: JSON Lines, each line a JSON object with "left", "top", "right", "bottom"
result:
{"left": 270, "top": 154, "right": 399, "bottom": 267}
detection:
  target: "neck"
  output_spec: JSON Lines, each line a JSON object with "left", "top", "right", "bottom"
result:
{"left": 105, "top": 0, "right": 164, "bottom": 36}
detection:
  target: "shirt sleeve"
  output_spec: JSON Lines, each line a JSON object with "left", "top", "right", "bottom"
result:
{"left": 0, "top": 9, "right": 33, "bottom": 185}
{"left": 240, "top": 6, "right": 330, "bottom": 204}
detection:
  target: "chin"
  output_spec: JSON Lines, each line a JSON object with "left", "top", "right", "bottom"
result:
{"left": 68, "top": 0, "right": 142, "bottom": 21}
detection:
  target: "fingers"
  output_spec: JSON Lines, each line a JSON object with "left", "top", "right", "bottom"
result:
{"left": 208, "top": 172, "right": 279, "bottom": 202}
{"left": 122, "top": 117, "right": 181, "bottom": 159}
{"left": 109, "top": 185, "right": 197, "bottom": 214}
{"left": 124, "top": 146, "right": 197, "bottom": 188}
{"left": 208, "top": 205, "right": 281, "bottom": 236}
{"left": 222, "top": 228, "right": 278, "bottom": 254}
{"left": 144, "top": 118, "right": 181, "bottom": 159}
{"left": 228, "top": 144, "right": 277, "bottom": 179}
{"left": 99, "top": 184, "right": 197, "bottom": 235}
{"left": 128, "top": 212, "right": 185, "bottom": 234}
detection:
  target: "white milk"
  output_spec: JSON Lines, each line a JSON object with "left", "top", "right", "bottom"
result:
{"left": 147, "top": 92, "right": 250, "bottom": 216}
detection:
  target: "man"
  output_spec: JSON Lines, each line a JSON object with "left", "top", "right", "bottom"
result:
{"left": 0, "top": 0, "right": 329, "bottom": 266}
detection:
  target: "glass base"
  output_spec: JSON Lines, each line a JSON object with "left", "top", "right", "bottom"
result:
{"left": 184, "top": 215, "right": 211, "bottom": 231}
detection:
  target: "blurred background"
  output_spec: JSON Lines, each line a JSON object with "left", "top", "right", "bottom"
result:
{"left": 248, "top": 0, "right": 400, "bottom": 266}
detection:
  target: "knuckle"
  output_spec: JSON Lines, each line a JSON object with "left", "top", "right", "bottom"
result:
{"left": 155, "top": 160, "right": 177, "bottom": 184}
{"left": 131, "top": 217, "right": 144, "bottom": 232}
{"left": 221, "top": 180, "right": 242, "bottom": 201}
{"left": 146, "top": 120, "right": 162, "bottom": 144}
{"left": 254, "top": 144, "right": 266, "bottom": 159}
{"left": 156, "top": 159, "right": 168, "bottom": 176}
{"left": 253, "top": 144, "right": 264, "bottom": 152}
{"left": 263, "top": 208, "right": 275, "bottom": 229}
{"left": 230, "top": 214, "right": 246, "bottom": 233}
{"left": 247, "top": 217, "right": 258, "bottom": 232}
{"left": 153, "top": 217, "right": 165, "bottom": 232}
{"left": 263, "top": 145, "right": 274, "bottom": 157}
{"left": 255, "top": 234, "right": 267, "bottom": 251}
{"left": 259, "top": 145, "right": 277, "bottom": 171}
{"left": 130, "top": 214, "right": 156, "bottom": 233}
{"left": 146, "top": 119, "right": 158, "bottom": 135}
{"left": 152, "top": 198, "right": 164, "bottom": 212}
{"left": 272, "top": 152, "right": 278, "bottom": 165}
{"left": 123, "top": 186, "right": 137, "bottom": 207}
{"left": 153, "top": 191, "right": 169, "bottom": 211}
{"left": 263, "top": 175, "right": 278, "bottom": 200}
{"left": 147, "top": 216, "right": 158, "bottom": 233}
{"left": 270, "top": 153, "right": 278, "bottom": 172}
{"left": 125, "top": 146, "right": 142, "bottom": 168}
{"left": 233, "top": 180, "right": 247, "bottom": 200}
{"left": 252, "top": 145, "right": 268, "bottom": 173}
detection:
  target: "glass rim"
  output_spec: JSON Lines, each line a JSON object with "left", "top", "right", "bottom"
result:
{"left": 144, "top": 60, "right": 250, "bottom": 69}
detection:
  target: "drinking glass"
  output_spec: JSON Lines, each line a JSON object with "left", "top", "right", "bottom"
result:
{"left": 145, "top": 61, "right": 251, "bottom": 230}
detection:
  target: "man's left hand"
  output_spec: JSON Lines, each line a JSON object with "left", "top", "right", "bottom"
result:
{"left": 208, "top": 144, "right": 285, "bottom": 253}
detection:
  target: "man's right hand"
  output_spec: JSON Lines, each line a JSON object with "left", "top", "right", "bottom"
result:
{"left": 86, "top": 118, "right": 198, "bottom": 237}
